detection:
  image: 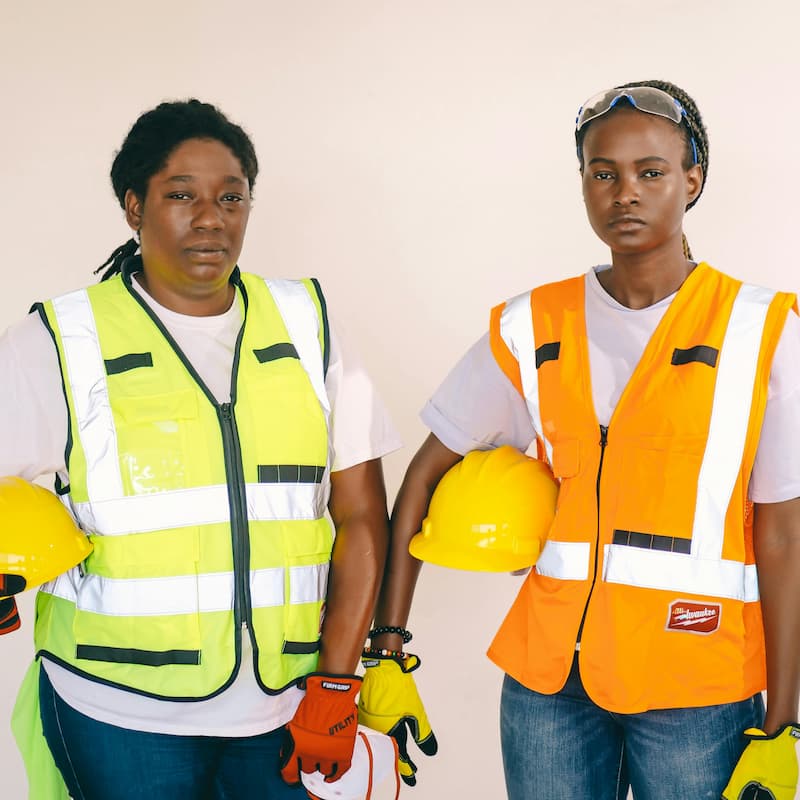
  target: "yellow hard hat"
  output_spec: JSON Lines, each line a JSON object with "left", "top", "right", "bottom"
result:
{"left": 409, "top": 445, "right": 558, "bottom": 572}
{"left": 0, "top": 476, "right": 92, "bottom": 595}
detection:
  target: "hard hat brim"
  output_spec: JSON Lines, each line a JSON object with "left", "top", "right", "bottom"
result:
{"left": 409, "top": 532, "right": 540, "bottom": 573}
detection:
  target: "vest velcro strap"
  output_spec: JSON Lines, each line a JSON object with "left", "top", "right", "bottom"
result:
{"left": 258, "top": 464, "right": 325, "bottom": 484}
{"left": 76, "top": 644, "right": 201, "bottom": 666}
{"left": 282, "top": 639, "right": 321, "bottom": 655}
{"left": 671, "top": 345, "right": 719, "bottom": 368}
{"left": 535, "top": 341, "right": 561, "bottom": 369}
{"left": 613, "top": 529, "right": 691, "bottom": 555}
{"left": 104, "top": 352, "right": 154, "bottom": 375}
{"left": 253, "top": 343, "right": 299, "bottom": 363}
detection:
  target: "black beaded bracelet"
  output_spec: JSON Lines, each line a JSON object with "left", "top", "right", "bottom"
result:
{"left": 369, "top": 625, "right": 412, "bottom": 644}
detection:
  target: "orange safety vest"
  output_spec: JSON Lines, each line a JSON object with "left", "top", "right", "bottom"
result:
{"left": 487, "top": 263, "right": 796, "bottom": 713}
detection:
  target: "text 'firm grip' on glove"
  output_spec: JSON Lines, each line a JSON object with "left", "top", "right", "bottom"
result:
{"left": 280, "top": 673, "right": 362, "bottom": 786}
{"left": 358, "top": 652, "right": 437, "bottom": 787}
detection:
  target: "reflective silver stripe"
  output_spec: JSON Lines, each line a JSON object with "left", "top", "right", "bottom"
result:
{"left": 51, "top": 290, "right": 124, "bottom": 501}
{"left": 691, "top": 284, "right": 775, "bottom": 560}
{"left": 536, "top": 540, "right": 591, "bottom": 581}
{"left": 42, "top": 564, "right": 328, "bottom": 615}
{"left": 603, "top": 545, "right": 759, "bottom": 602}
{"left": 499, "top": 292, "right": 552, "bottom": 463}
{"left": 265, "top": 279, "right": 330, "bottom": 418}
{"left": 72, "top": 483, "right": 327, "bottom": 535}
{"left": 289, "top": 563, "right": 330, "bottom": 605}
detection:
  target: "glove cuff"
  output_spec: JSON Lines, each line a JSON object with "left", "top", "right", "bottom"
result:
{"left": 361, "top": 650, "right": 421, "bottom": 673}
{"left": 303, "top": 672, "right": 362, "bottom": 698}
{"left": 0, "top": 597, "right": 21, "bottom": 634}
{"left": 744, "top": 722, "right": 800, "bottom": 741}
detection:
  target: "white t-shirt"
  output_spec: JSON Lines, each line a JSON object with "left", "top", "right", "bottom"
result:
{"left": 422, "top": 266, "right": 800, "bottom": 503}
{"left": 0, "top": 275, "right": 402, "bottom": 736}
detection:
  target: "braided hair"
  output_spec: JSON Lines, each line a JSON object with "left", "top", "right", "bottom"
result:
{"left": 574, "top": 80, "right": 709, "bottom": 259}
{"left": 95, "top": 99, "right": 259, "bottom": 281}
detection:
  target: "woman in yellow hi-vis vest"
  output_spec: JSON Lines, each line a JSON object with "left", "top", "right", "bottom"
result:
{"left": 0, "top": 100, "right": 401, "bottom": 799}
{"left": 369, "top": 81, "right": 800, "bottom": 798}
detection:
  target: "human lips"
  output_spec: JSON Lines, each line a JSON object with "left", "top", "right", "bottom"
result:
{"left": 608, "top": 215, "right": 645, "bottom": 229}
{"left": 186, "top": 241, "right": 227, "bottom": 254}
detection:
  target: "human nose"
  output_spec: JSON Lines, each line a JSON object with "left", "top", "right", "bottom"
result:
{"left": 613, "top": 174, "right": 639, "bottom": 206}
{"left": 192, "top": 196, "right": 224, "bottom": 230}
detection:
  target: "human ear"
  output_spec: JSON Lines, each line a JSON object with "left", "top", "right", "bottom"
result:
{"left": 685, "top": 163, "right": 704, "bottom": 207}
{"left": 124, "top": 189, "right": 144, "bottom": 233}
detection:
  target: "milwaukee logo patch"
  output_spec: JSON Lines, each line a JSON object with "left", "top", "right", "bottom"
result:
{"left": 666, "top": 600, "right": 721, "bottom": 634}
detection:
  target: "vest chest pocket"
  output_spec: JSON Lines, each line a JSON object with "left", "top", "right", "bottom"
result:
{"left": 615, "top": 436, "right": 704, "bottom": 542}
{"left": 113, "top": 390, "right": 201, "bottom": 494}
{"left": 552, "top": 439, "right": 580, "bottom": 479}
{"left": 548, "top": 439, "right": 584, "bottom": 540}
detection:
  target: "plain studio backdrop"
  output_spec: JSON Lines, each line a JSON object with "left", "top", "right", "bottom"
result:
{"left": 1, "top": 1, "right": 798, "bottom": 797}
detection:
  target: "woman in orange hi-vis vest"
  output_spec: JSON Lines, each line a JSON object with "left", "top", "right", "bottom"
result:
{"left": 367, "top": 81, "right": 800, "bottom": 798}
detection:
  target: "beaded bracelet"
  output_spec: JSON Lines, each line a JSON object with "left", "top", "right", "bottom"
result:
{"left": 363, "top": 646, "right": 406, "bottom": 659}
{"left": 369, "top": 625, "right": 412, "bottom": 644}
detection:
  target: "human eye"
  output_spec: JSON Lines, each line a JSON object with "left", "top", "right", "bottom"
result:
{"left": 642, "top": 169, "right": 663, "bottom": 179}
{"left": 166, "top": 191, "right": 192, "bottom": 200}
{"left": 221, "top": 193, "right": 245, "bottom": 203}
{"left": 592, "top": 171, "right": 614, "bottom": 181}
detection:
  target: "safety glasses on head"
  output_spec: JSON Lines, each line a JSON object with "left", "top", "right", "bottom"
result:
{"left": 575, "top": 86, "right": 698, "bottom": 165}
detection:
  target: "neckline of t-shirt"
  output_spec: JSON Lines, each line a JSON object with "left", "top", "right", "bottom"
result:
{"left": 588, "top": 265, "right": 681, "bottom": 313}
{"left": 131, "top": 274, "right": 243, "bottom": 329}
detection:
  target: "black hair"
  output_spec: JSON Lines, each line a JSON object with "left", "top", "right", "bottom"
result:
{"left": 95, "top": 99, "right": 259, "bottom": 281}
{"left": 574, "top": 80, "right": 709, "bottom": 260}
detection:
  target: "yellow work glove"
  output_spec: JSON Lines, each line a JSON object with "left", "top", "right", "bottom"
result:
{"left": 722, "top": 723, "right": 800, "bottom": 800}
{"left": 358, "top": 652, "right": 437, "bottom": 787}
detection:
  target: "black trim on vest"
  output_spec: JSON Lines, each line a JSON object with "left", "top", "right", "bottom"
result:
{"left": 104, "top": 352, "right": 154, "bottom": 375}
{"left": 309, "top": 278, "right": 331, "bottom": 378}
{"left": 671, "top": 345, "right": 719, "bottom": 368}
{"left": 31, "top": 302, "right": 74, "bottom": 497}
{"left": 253, "top": 343, "right": 299, "bottom": 363}
{"left": 282, "top": 640, "right": 321, "bottom": 655}
{"left": 613, "top": 529, "right": 691, "bottom": 555}
{"left": 258, "top": 464, "right": 325, "bottom": 484}
{"left": 535, "top": 341, "right": 561, "bottom": 369}
{"left": 76, "top": 644, "right": 201, "bottom": 667}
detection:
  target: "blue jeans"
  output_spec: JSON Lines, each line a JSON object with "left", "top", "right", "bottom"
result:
{"left": 500, "top": 655, "right": 764, "bottom": 800}
{"left": 39, "top": 667, "right": 307, "bottom": 800}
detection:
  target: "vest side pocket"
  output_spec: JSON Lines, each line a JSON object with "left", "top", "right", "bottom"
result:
{"left": 72, "top": 529, "right": 203, "bottom": 670}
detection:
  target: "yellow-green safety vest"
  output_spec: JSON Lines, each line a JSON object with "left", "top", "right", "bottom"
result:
{"left": 32, "top": 262, "right": 333, "bottom": 700}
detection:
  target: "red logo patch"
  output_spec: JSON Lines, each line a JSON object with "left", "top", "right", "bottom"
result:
{"left": 666, "top": 601, "right": 721, "bottom": 634}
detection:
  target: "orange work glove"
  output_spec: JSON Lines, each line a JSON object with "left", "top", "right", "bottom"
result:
{"left": 0, "top": 574, "right": 26, "bottom": 635}
{"left": 280, "top": 672, "right": 362, "bottom": 785}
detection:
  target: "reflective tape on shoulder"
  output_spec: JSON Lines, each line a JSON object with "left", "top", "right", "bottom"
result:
{"left": 499, "top": 291, "right": 552, "bottom": 463}
{"left": 691, "top": 284, "right": 775, "bottom": 561}
{"left": 73, "top": 482, "right": 328, "bottom": 535}
{"left": 265, "top": 279, "right": 330, "bottom": 417}
{"left": 51, "top": 290, "right": 124, "bottom": 501}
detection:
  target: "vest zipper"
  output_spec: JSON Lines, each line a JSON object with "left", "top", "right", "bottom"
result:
{"left": 219, "top": 402, "right": 253, "bottom": 637}
{"left": 576, "top": 424, "right": 609, "bottom": 644}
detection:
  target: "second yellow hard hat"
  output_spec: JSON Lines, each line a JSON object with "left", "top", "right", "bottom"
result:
{"left": 0, "top": 476, "right": 92, "bottom": 595}
{"left": 409, "top": 445, "right": 558, "bottom": 572}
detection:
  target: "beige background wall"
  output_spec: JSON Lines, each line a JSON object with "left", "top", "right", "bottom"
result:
{"left": 1, "top": 1, "right": 798, "bottom": 797}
